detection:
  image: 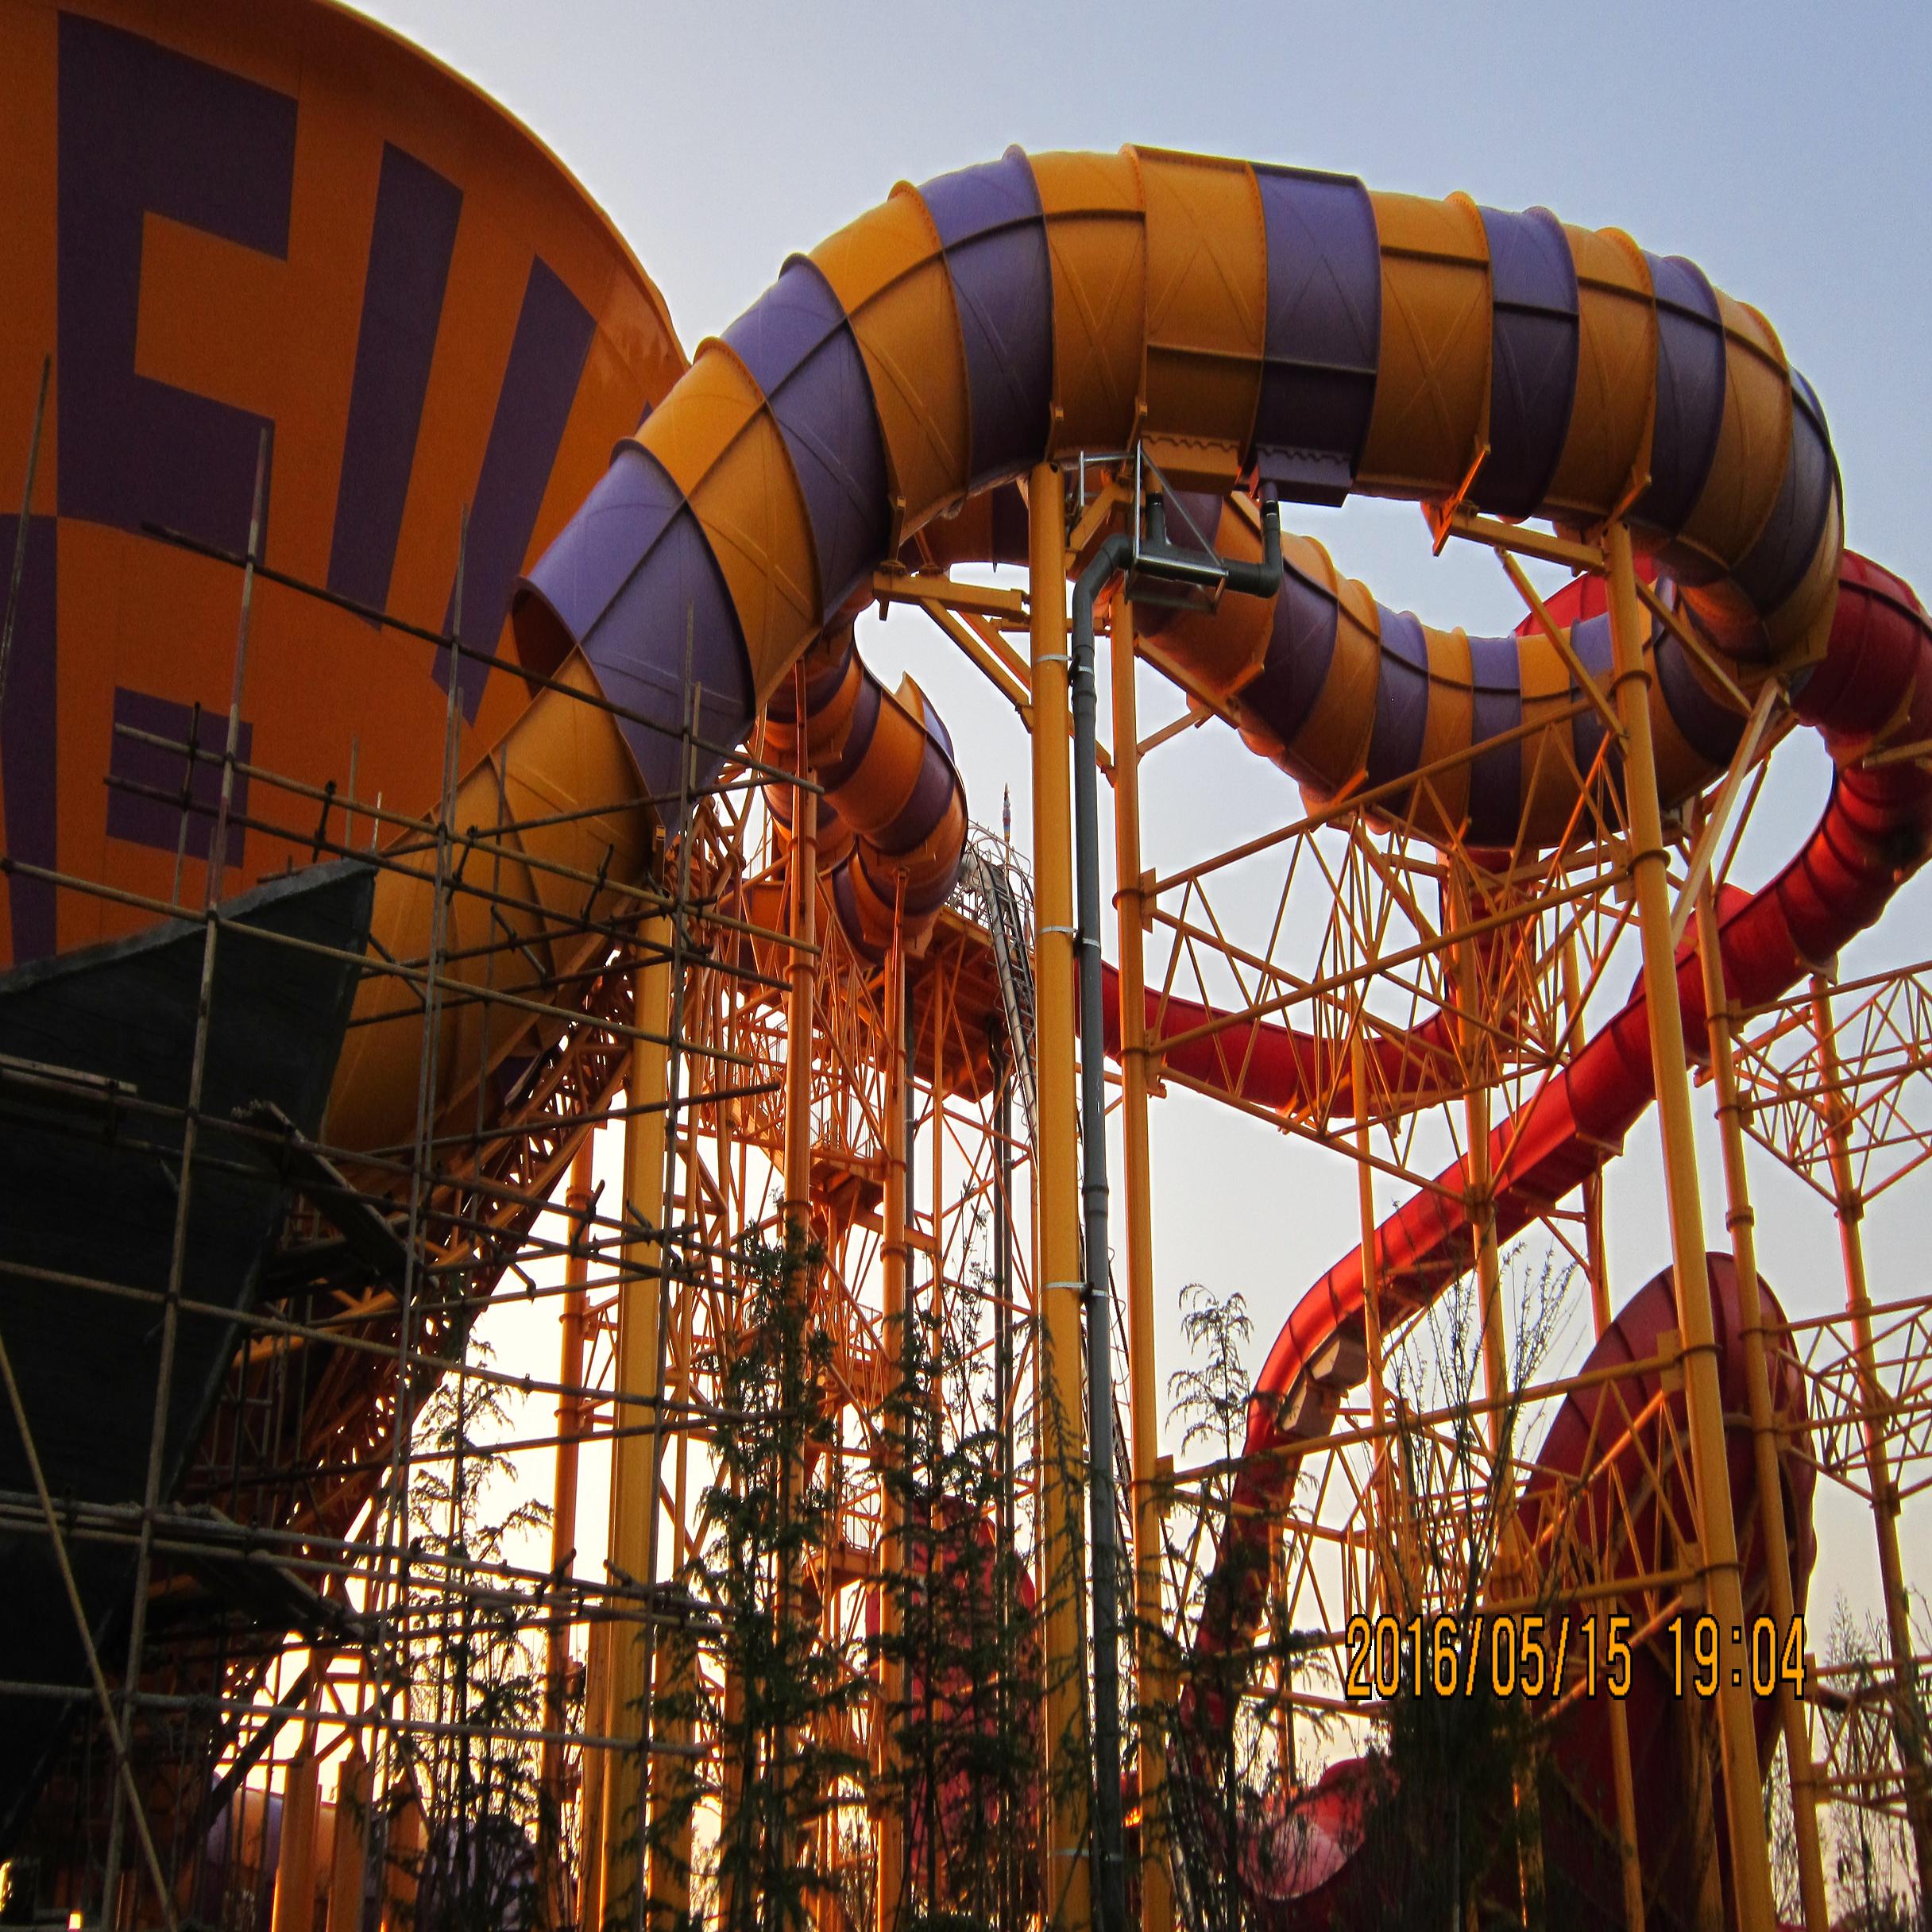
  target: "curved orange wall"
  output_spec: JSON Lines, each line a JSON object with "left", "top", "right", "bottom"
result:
{"left": 0, "top": 0, "right": 685, "bottom": 968}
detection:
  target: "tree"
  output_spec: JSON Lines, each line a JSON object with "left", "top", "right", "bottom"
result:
{"left": 1157, "top": 1248, "right": 1586, "bottom": 1932}
{"left": 396, "top": 1336, "right": 554, "bottom": 1932}
{"left": 1823, "top": 1594, "right": 1929, "bottom": 1931}
{"left": 1157, "top": 1281, "right": 1284, "bottom": 1932}
{"left": 1313, "top": 1244, "right": 1573, "bottom": 1931}
{"left": 649, "top": 1229, "right": 867, "bottom": 1932}
{"left": 876, "top": 1262, "right": 1040, "bottom": 1932}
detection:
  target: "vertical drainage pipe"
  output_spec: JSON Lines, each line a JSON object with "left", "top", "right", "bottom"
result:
{"left": 1069, "top": 488, "right": 1282, "bottom": 1932}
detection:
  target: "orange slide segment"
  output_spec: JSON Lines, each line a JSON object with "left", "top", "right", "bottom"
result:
{"left": 323, "top": 651, "right": 655, "bottom": 1157}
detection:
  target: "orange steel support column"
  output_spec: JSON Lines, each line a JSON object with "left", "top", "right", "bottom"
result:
{"left": 1811, "top": 972, "right": 1932, "bottom": 1898}
{"left": 1454, "top": 882, "right": 1510, "bottom": 1451}
{"left": 1695, "top": 892, "right": 1830, "bottom": 1930}
{"left": 1108, "top": 600, "right": 1172, "bottom": 1932}
{"left": 1030, "top": 460, "right": 1093, "bottom": 1932}
{"left": 783, "top": 695, "right": 819, "bottom": 1269}
{"left": 1349, "top": 1026, "right": 1405, "bottom": 1612}
{"left": 1563, "top": 940, "right": 1646, "bottom": 1932}
{"left": 601, "top": 937, "right": 672, "bottom": 1931}
{"left": 540, "top": 1142, "right": 597, "bottom": 1928}
{"left": 271, "top": 1748, "right": 319, "bottom": 1932}
{"left": 648, "top": 1612, "right": 698, "bottom": 1932}
{"left": 1561, "top": 937, "right": 1614, "bottom": 1339}
{"left": 330, "top": 1748, "right": 372, "bottom": 1932}
{"left": 1603, "top": 521, "right": 1776, "bottom": 1926}
{"left": 1603, "top": 1697, "right": 1647, "bottom": 1932}
{"left": 778, "top": 694, "right": 820, "bottom": 1882}
{"left": 380, "top": 1787, "right": 422, "bottom": 1932}
{"left": 876, "top": 923, "right": 910, "bottom": 1932}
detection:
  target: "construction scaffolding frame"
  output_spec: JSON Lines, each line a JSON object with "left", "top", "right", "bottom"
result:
{"left": 3, "top": 402, "right": 1929, "bottom": 1932}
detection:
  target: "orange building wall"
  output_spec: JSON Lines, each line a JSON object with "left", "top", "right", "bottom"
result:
{"left": 0, "top": 0, "right": 686, "bottom": 966}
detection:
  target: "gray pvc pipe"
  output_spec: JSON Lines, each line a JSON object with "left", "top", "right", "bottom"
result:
{"left": 1068, "top": 487, "right": 1283, "bottom": 1932}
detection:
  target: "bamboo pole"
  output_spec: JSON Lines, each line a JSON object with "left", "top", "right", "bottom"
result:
{"left": 540, "top": 1144, "right": 597, "bottom": 1928}
{"left": 877, "top": 902, "right": 910, "bottom": 1932}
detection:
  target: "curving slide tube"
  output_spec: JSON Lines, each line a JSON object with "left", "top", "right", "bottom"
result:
{"left": 758, "top": 620, "right": 967, "bottom": 959}
{"left": 330, "top": 146, "right": 1854, "bottom": 1153}
{"left": 1232, "top": 1253, "right": 1817, "bottom": 1922}
{"left": 311, "top": 143, "right": 1932, "bottom": 1911}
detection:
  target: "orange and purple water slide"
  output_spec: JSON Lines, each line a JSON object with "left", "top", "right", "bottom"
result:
{"left": 327, "top": 149, "right": 1932, "bottom": 1914}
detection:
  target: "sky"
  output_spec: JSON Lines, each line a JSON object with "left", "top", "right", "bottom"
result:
{"left": 354, "top": 0, "right": 1932, "bottom": 1648}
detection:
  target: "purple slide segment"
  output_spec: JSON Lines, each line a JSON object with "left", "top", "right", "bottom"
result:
{"left": 819, "top": 675, "right": 883, "bottom": 794}
{"left": 764, "top": 624, "right": 859, "bottom": 726}
{"left": 723, "top": 258, "right": 890, "bottom": 623}
{"left": 1241, "top": 553, "right": 1341, "bottom": 752}
{"left": 105, "top": 687, "right": 253, "bottom": 867}
{"left": 875, "top": 744, "right": 956, "bottom": 860}
{"left": 327, "top": 143, "right": 463, "bottom": 617}
{"left": 830, "top": 864, "right": 864, "bottom": 944}
{"left": 1366, "top": 608, "right": 1429, "bottom": 789}
{"left": 1466, "top": 632, "right": 1524, "bottom": 847}
{"left": 518, "top": 444, "right": 752, "bottom": 813}
{"left": 860, "top": 839, "right": 955, "bottom": 921}
{"left": 919, "top": 149, "right": 1053, "bottom": 493}
{"left": 436, "top": 257, "right": 596, "bottom": 722}
{"left": 987, "top": 485, "right": 1030, "bottom": 567}
{"left": 1735, "top": 369, "right": 1837, "bottom": 625}
{"left": 1568, "top": 612, "right": 1619, "bottom": 783}
{"left": 1250, "top": 166, "right": 1381, "bottom": 507}
{"left": 0, "top": 518, "right": 57, "bottom": 961}
{"left": 1473, "top": 206, "right": 1578, "bottom": 519}
{"left": 1657, "top": 628, "right": 1748, "bottom": 767}
{"left": 1633, "top": 253, "right": 1726, "bottom": 546}
{"left": 56, "top": 13, "right": 295, "bottom": 557}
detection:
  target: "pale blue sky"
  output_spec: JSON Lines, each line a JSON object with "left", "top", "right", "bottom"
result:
{"left": 365, "top": 0, "right": 1932, "bottom": 1636}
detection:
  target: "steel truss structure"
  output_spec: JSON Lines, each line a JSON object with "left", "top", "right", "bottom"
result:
{"left": 2, "top": 449, "right": 1930, "bottom": 1932}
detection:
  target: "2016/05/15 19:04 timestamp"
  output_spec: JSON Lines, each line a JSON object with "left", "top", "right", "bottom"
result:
{"left": 1342, "top": 1612, "right": 1808, "bottom": 1703}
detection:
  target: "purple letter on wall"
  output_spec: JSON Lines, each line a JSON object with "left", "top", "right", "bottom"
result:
{"left": 327, "top": 144, "right": 464, "bottom": 616}
{"left": 56, "top": 13, "right": 297, "bottom": 554}
{"left": 104, "top": 686, "right": 253, "bottom": 868}
{"left": 1, "top": 516, "right": 58, "bottom": 960}
{"left": 435, "top": 257, "right": 595, "bottom": 721}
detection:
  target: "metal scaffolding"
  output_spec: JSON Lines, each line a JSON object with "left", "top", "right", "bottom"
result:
{"left": 2, "top": 435, "right": 1929, "bottom": 1932}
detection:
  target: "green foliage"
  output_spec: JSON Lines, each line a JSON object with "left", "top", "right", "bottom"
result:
{"left": 650, "top": 1229, "right": 867, "bottom": 1932}
{"left": 1822, "top": 1594, "right": 1930, "bottom": 1931}
{"left": 875, "top": 1262, "right": 1040, "bottom": 1932}
{"left": 1157, "top": 1281, "right": 1271, "bottom": 1932}
{"left": 1318, "top": 1245, "right": 1573, "bottom": 1931}
{"left": 398, "top": 1337, "right": 554, "bottom": 1932}
{"left": 1159, "top": 1248, "right": 1593, "bottom": 1932}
